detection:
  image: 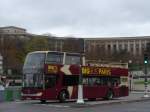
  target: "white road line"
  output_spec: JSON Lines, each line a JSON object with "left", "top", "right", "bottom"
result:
{"left": 15, "top": 101, "right": 70, "bottom": 108}
{"left": 35, "top": 104, "right": 70, "bottom": 108}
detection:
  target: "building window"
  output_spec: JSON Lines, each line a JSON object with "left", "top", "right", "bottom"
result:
{"left": 124, "top": 44, "right": 128, "bottom": 50}
{"left": 107, "top": 44, "right": 111, "bottom": 51}
{"left": 142, "top": 43, "right": 145, "bottom": 46}
{"left": 101, "top": 44, "right": 105, "bottom": 49}
{"left": 119, "top": 44, "right": 122, "bottom": 50}
{"left": 142, "top": 43, "right": 145, "bottom": 49}
{"left": 113, "top": 44, "right": 117, "bottom": 51}
{"left": 130, "top": 44, "right": 133, "bottom": 48}
{"left": 136, "top": 43, "right": 139, "bottom": 48}
{"left": 130, "top": 44, "right": 133, "bottom": 52}
{"left": 136, "top": 47, "right": 139, "bottom": 54}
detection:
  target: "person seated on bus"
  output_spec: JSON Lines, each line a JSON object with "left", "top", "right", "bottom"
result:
{"left": 107, "top": 81, "right": 111, "bottom": 87}
{"left": 114, "top": 80, "right": 119, "bottom": 87}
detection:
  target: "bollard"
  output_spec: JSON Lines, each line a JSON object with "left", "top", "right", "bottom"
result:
{"left": 13, "top": 87, "right": 21, "bottom": 101}
{"left": 4, "top": 88, "right": 13, "bottom": 101}
{"left": 0, "top": 90, "right": 4, "bottom": 102}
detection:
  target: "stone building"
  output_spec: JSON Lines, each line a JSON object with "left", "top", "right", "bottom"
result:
{"left": 84, "top": 37, "right": 150, "bottom": 64}
{"left": 1, "top": 26, "right": 150, "bottom": 64}
{"left": 0, "top": 26, "right": 27, "bottom": 35}
{"left": 85, "top": 37, "right": 150, "bottom": 56}
{"left": 48, "top": 36, "right": 150, "bottom": 64}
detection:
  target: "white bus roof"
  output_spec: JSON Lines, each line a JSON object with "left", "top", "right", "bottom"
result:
{"left": 28, "top": 51, "right": 81, "bottom": 55}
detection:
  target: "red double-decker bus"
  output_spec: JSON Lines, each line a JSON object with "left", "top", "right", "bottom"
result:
{"left": 21, "top": 51, "right": 129, "bottom": 102}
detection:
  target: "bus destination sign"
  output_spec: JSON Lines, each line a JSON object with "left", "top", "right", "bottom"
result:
{"left": 47, "top": 65, "right": 58, "bottom": 74}
{"left": 82, "top": 66, "right": 111, "bottom": 76}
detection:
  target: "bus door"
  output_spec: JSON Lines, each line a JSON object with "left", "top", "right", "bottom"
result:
{"left": 44, "top": 75, "right": 57, "bottom": 99}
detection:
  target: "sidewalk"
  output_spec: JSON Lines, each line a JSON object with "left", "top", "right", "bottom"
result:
{"left": 72, "top": 92, "right": 150, "bottom": 107}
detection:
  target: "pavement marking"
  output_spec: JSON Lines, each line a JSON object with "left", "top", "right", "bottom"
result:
{"left": 15, "top": 101, "right": 38, "bottom": 104}
{"left": 34, "top": 103, "right": 70, "bottom": 108}
{"left": 132, "top": 91, "right": 150, "bottom": 94}
{"left": 15, "top": 101, "right": 70, "bottom": 108}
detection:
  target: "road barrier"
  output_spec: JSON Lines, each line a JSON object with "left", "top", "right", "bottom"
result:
{"left": 0, "top": 86, "right": 21, "bottom": 102}
{"left": 0, "top": 90, "right": 4, "bottom": 102}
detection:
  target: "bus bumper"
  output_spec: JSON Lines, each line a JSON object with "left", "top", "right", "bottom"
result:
{"left": 21, "top": 92, "right": 43, "bottom": 100}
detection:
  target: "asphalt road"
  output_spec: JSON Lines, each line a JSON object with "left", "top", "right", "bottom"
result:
{"left": 0, "top": 99, "right": 150, "bottom": 112}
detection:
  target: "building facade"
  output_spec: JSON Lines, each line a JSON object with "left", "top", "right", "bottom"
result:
{"left": 0, "top": 26, "right": 27, "bottom": 35}
{"left": 85, "top": 37, "right": 150, "bottom": 56}
{"left": 84, "top": 37, "right": 150, "bottom": 64}
{"left": 1, "top": 26, "right": 150, "bottom": 64}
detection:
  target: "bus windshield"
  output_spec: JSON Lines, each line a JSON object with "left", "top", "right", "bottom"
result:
{"left": 24, "top": 73, "right": 43, "bottom": 88}
{"left": 23, "top": 52, "right": 45, "bottom": 88}
{"left": 23, "top": 53, "right": 45, "bottom": 69}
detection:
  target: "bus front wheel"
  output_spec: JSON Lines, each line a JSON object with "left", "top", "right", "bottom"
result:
{"left": 58, "top": 91, "right": 68, "bottom": 102}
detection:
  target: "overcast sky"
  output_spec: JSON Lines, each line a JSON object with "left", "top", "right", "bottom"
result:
{"left": 1, "top": 0, "right": 150, "bottom": 37}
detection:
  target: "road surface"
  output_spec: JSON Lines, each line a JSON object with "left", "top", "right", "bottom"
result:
{"left": 0, "top": 99, "right": 150, "bottom": 112}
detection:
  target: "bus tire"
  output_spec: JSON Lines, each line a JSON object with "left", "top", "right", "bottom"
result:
{"left": 58, "top": 91, "right": 68, "bottom": 103}
{"left": 105, "top": 90, "right": 113, "bottom": 100}
{"left": 40, "top": 100, "right": 46, "bottom": 103}
{"left": 88, "top": 98, "right": 96, "bottom": 101}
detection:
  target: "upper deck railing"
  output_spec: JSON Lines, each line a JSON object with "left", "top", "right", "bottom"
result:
{"left": 85, "top": 60, "right": 128, "bottom": 69}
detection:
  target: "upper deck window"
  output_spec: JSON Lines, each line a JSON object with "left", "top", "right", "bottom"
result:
{"left": 65, "top": 54, "right": 81, "bottom": 65}
{"left": 46, "top": 52, "right": 63, "bottom": 64}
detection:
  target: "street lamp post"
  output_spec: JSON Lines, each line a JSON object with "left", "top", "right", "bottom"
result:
{"left": 77, "top": 39, "right": 85, "bottom": 104}
{"left": 128, "top": 60, "right": 132, "bottom": 91}
{"left": 0, "top": 54, "right": 3, "bottom": 76}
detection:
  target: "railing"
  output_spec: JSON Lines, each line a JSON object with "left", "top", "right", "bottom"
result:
{"left": 85, "top": 60, "right": 128, "bottom": 68}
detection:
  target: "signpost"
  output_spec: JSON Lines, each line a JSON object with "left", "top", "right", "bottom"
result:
{"left": 144, "top": 53, "right": 149, "bottom": 98}
{"left": 0, "top": 54, "right": 3, "bottom": 75}
{"left": 77, "top": 39, "right": 85, "bottom": 104}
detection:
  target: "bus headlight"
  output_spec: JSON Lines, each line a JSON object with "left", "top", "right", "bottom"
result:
{"left": 36, "top": 92, "right": 43, "bottom": 96}
{"left": 21, "top": 92, "right": 24, "bottom": 96}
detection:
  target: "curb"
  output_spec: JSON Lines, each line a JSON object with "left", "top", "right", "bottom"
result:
{"left": 71, "top": 98, "right": 150, "bottom": 108}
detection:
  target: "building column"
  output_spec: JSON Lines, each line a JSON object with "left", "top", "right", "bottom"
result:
{"left": 134, "top": 40, "right": 136, "bottom": 55}
{"left": 116, "top": 41, "right": 119, "bottom": 51}
{"left": 110, "top": 42, "right": 113, "bottom": 53}
{"left": 139, "top": 40, "right": 142, "bottom": 56}
{"left": 128, "top": 41, "right": 130, "bottom": 52}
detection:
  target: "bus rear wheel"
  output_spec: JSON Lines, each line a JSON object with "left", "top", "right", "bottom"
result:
{"left": 40, "top": 100, "right": 46, "bottom": 103}
{"left": 58, "top": 91, "right": 68, "bottom": 102}
{"left": 88, "top": 98, "right": 96, "bottom": 101}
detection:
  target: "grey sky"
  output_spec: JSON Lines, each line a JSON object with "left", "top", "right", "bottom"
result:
{"left": 1, "top": 0, "right": 150, "bottom": 37}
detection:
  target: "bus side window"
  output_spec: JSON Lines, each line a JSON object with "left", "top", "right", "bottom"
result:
{"left": 111, "top": 77, "right": 120, "bottom": 86}
{"left": 88, "top": 77, "right": 97, "bottom": 86}
{"left": 101, "top": 77, "right": 107, "bottom": 86}
{"left": 83, "top": 77, "right": 88, "bottom": 85}
{"left": 95, "top": 78, "right": 101, "bottom": 85}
